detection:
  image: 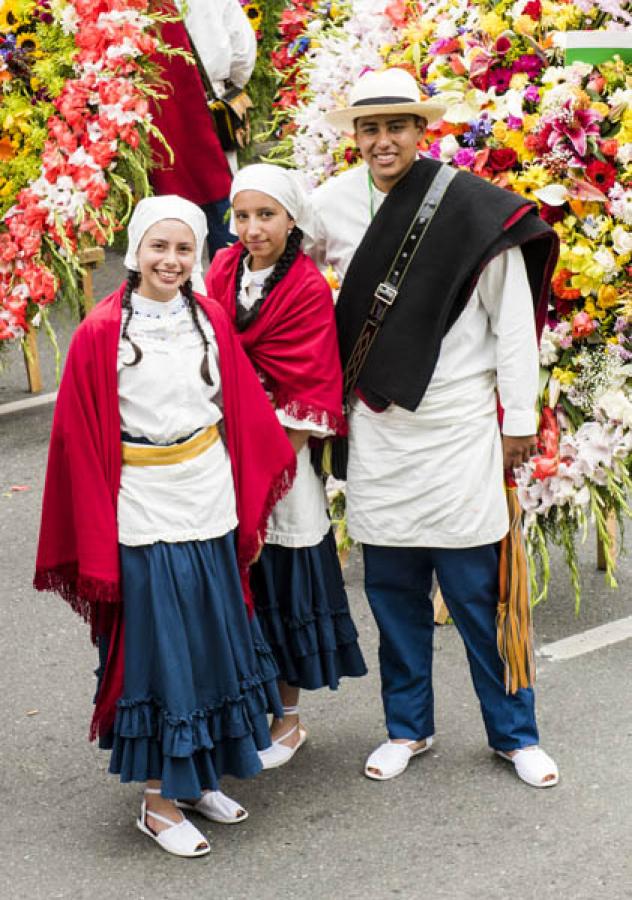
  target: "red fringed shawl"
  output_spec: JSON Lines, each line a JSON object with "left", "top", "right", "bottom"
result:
{"left": 206, "top": 245, "right": 346, "bottom": 436}
{"left": 34, "top": 285, "right": 296, "bottom": 739}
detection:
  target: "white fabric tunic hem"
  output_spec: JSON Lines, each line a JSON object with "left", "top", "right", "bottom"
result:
{"left": 119, "top": 517, "right": 238, "bottom": 548}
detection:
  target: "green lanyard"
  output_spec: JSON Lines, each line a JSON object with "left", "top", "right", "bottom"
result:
{"left": 368, "top": 170, "right": 377, "bottom": 221}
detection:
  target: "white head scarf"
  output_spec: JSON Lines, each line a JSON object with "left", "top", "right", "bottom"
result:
{"left": 124, "top": 195, "right": 208, "bottom": 293}
{"left": 229, "top": 164, "right": 313, "bottom": 238}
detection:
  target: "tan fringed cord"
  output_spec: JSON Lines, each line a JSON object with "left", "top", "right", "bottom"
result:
{"left": 497, "top": 487, "right": 536, "bottom": 694}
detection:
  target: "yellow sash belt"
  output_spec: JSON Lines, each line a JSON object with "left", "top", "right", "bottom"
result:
{"left": 121, "top": 424, "right": 220, "bottom": 467}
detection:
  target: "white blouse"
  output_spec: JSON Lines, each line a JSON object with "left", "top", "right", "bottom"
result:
{"left": 239, "top": 259, "right": 333, "bottom": 548}
{"left": 306, "top": 163, "right": 539, "bottom": 548}
{"left": 117, "top": 291, "right": 237, "bottom": 547}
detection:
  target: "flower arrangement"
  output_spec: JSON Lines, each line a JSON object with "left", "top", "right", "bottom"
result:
{"left": 265, "top": 0, "right": 631, "bottom": 605}
{"left": 0, "top": 0, "right": 167, "bottom": 349}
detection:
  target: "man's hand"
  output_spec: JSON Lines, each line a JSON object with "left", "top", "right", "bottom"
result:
{"left": 502, "top": 434, "right": 537, "bottom": 472}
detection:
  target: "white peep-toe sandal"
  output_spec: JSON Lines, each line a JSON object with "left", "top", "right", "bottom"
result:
{"left": 137, "top": 788, "right": 210, "bottom": 857}
{"left": 364, "top": 736, "right": 434, "bottom": 781}
{"left": 258, "top": 705, "right": 307, "bottom": 770}
{"left": 176, "top": 790, "right": 248, "bottom": 824}
{"left": 494, "top": 746, "right": 559, "bottom": 788}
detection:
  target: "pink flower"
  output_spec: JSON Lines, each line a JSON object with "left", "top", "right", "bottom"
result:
{"left": 453, "top": 148, "right": 476, "bottom": 168}
{"left": 572, "top": 311, "right": 596, "bottom": 339}
{"left": 547, "top": 102, "right": 603, "bottom": 159}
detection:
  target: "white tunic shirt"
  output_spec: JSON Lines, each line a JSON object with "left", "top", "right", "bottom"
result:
{"left": 117, "top": 292, "right": 237, "bottom": 547}
{"left": 238, "top": 259, "right": 332, "bottom": 548}
{"left": 306, "top": 164, "right": 539, "bottom": 548}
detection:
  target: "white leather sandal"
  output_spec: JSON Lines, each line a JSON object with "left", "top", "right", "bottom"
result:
{"left": 258, "top": 722, "right": 308, "bottom": 769}
{"left": 137, "top": 788, "right": 210, "bottom": 857}
{"left": 494, "top": 746, "right": 559, "bottom": 788}
{"left": 364, "top": 736, "right": 434, "bottom": 781}
{"left": 176, "top": 790, "right": 248, "bottom": 824}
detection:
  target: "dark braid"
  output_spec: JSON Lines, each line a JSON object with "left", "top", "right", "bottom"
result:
{"left": 121, "top": 270, "right": 142, "bottom": 367}
{"left": 235, "top": 225, "right": 304, "bottom": 332}
{"left": 181, "top": 278, "right": 214, "bottom": 387}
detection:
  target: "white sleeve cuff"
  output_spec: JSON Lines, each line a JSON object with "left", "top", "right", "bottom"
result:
{"left": 502, "top": 408, "right": 537, "bottom": 437}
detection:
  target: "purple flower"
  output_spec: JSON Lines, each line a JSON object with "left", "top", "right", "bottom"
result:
{"left": 524, "top": 85, "right": 540, "bottom": 104}
{"left": 428, "top": 140, "right": 442, "bottom": 159}
{"left": 506, "top": 115, "right": 523, "bottom": 130}
{"left": 453, "top": 148, "right": 476, "bottom": 168}
{"left": 512, "top": 54, "right": 545, "bottom": 79}
{"left": 463, "top": 116, "right": 492, "bottom": 146}
{"left": 614, "top": 317, "right": 628, "bottom": 334}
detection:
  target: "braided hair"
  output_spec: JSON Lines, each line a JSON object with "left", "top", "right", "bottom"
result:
{"left": 181, "top": 278, "right": 214, "bottom": 387}
{"left": 234, "top": 225, "right": 303, "bottom": 332}
{"left": 120, "top": 270, "right": 213, "bottom": 387}
{"left": 120, "top": 270, "right": 142, "bottom": 367}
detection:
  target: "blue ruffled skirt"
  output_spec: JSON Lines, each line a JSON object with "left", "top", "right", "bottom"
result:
{"left": 98, "top": 533, "right": 282, "bottom": 799}
{"left": 250, "top": 528, "right": 367, "bottom": 690}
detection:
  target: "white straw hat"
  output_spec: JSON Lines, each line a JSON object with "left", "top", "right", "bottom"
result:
{"left": 324, "top": 68, "right": 445, "bottom": 132}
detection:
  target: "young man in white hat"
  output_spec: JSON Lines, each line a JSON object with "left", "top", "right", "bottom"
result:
{"left": 305, "top": 67, "right": 560, "bottom": 788}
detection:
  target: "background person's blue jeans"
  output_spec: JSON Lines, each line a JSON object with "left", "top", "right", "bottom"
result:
{"left": 201, "top": 197, "right": 236, "bottom": 261}
{"left": 362, "top": 542, "right": 539, "bottom": 751}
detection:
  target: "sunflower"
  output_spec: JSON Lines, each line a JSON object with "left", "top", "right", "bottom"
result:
{"left": 242, "top": 2, "right": 262, "bottom": 32}
{"left": 16, "top": 31, "right": 40, "bottom": 55}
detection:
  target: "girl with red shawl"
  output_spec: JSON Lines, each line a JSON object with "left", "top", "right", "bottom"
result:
{"left": 205, "top": 165, "right": 367, "bottom": 769}
{"left": 34, "top": 196, "right": 296, "bottom": 858}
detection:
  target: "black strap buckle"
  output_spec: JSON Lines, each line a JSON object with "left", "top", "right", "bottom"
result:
{"left": 374, "top": 281, "right": 398, "bottom": 305}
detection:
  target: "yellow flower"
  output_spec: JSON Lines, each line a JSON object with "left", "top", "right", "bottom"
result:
{"left": 242, "top": 2, "right": 262, "bottom": 32}
{"left": 522, "top": 114, "right": 539, "bottom": 133}
{"left": 552, "top": 367, "right": 576, "bottom": 386}
{"left": 510, "top": 73, "right": 529, "bottom": 91}
{"left": 571, "top": 272, "right": 603, "bottom": 297}
{"left": 591, "top": 102, "right": 610, "bottom": 118}
{"left": 514, "top": 14, "right": 537, "bottom": 36}
{"left": 584, "top": 299, "right": 606, "bottom": 320}
{"left": 16, "top": 31, "right": 41, "bottom": 55}
{"left": 508, "top": 165, "right": 549, "bottom": 200}
{"left": 617, "top": 109, "right": 632, "bottom": 144}
{"left": 503, "top": 129, "right": 532, "bottom": 160}
{"left": 492, "top": 121, "right": 508, "bottom": 142}
{"left": 597, "top": 285, "right": 619, "bottom": 310}
{"left": 479, "top": 12, "right": 506, "bottom": 39}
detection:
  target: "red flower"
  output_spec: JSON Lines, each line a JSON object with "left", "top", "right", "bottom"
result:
{"left": 523, "top": 0, "right": 542, "bottom": 20}
{"left": 489, "top": 148, "right": 517, "bottom": 172}
{"left": 494, "top": 36, "right": 512, "bottom": 56}
{"left": 384, "top": 0, "right": 408, "bottom": 27}
{"left": 552, "top": 269, "right": 581, "bottom": 302}
{"left": 599, "top": 139, "right": 619, "bottom": 158}
{"left": 0, "top": 234, "right": 18, "bottom": 263}
{"left": 585, "top": 159, "right": 618, "bottom": 192}
{"left": 539, "top": 203, "right": 565, "bottom": 226}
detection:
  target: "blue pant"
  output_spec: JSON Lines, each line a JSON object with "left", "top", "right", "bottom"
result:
{"left": 201, "top": 197, "right": 236, "bottom": 261}
{"left": 362, "top": 543, "right": 538, "bottom": 752}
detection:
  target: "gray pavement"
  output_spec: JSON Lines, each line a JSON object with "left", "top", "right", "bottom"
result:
{"left": 1, "top": 251, "right": 631, "bottom": 899}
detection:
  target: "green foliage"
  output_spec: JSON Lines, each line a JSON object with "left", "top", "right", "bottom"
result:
{"left": 240, "top": 0, "right": 288, "bottom": 161}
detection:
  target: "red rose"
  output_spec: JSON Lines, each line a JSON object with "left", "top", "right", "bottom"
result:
{"left": 489, "top": 148, "right": 518, "bottom": 172}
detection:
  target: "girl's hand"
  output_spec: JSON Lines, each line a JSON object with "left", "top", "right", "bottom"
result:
{"left": 250, "top": 532, "right": 264, "bottom": 564}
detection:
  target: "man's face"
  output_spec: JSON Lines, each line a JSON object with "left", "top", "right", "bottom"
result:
{"left": 353, "top": 114, "right": 426, "bottom": 192}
